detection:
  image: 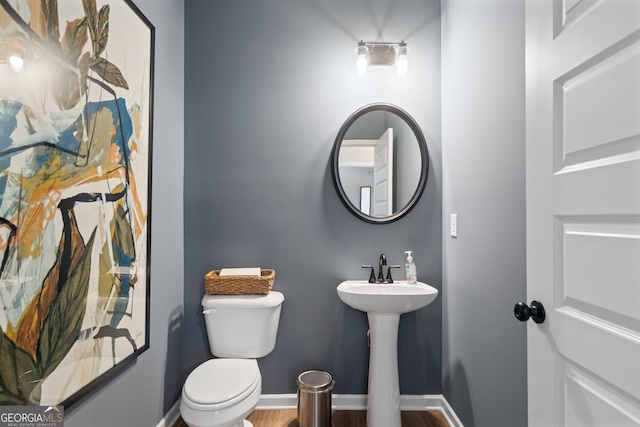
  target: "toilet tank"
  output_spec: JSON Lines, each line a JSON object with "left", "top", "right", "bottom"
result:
{"left": 201, "top": 291, "right": 284, "bottom": 358}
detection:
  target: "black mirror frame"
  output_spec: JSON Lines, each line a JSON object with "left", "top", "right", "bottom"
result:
{"left": 331, "top": 103, "right": 429, "bottom": 224}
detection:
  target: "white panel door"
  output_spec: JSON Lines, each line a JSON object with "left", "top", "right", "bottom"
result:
{"left": 526, "top": 0, "right": 640, "bottom": 426}
{"left": 372, "top": 128, "right": 393, "bottom": 216}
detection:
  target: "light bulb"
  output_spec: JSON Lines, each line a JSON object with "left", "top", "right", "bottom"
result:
{"left": 355, "top": 42, "right": 369, "bottom": 75}
{"left": 395, "top": 43, "right": 408, "bottom": 76}
{"left": 8, "top": 55, "right": 24, "bottom": 72}
{"left": 356, "top": 54, "right": 368, "bottom": 75}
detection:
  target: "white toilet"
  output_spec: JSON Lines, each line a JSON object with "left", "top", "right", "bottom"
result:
{"left": 180, "top": 291, "right": 285, "bottom": 427}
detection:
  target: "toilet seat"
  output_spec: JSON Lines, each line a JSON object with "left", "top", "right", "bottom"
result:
{"left": 183, "top": 359, "right": 260, "bottom": 410}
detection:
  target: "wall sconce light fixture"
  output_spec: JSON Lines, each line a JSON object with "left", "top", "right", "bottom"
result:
{"left": 355, "top": 40, "right": 409, "bottom": 76}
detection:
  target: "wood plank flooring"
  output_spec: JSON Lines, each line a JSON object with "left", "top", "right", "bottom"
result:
{"left": 173, "top": 409, "right": 450, "bottom": 427}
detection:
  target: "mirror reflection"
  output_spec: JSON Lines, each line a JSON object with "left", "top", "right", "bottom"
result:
{"left": 332, "top": 104, "right": 429, "bottom": 223}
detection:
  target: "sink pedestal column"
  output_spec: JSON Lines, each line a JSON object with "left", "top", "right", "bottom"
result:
{"left": 366, "top": 312, "right": 401, "bottom": 427}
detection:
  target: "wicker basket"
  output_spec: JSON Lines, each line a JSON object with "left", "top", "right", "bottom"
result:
{"left": 204, "top": 269, "right": 275, "bottom": 295}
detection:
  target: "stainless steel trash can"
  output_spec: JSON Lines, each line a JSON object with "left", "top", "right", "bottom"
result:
{"left": 297, "top": 370, "right": 334, "bottom": 427}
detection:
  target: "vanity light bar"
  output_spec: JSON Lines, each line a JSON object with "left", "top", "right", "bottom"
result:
{"left": 355, "top": 41, "right": 409, "bottom": 76}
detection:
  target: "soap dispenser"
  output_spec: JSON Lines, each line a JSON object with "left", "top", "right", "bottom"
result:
{"left": 404, "top": 251, "right": 417, "bottom": 284}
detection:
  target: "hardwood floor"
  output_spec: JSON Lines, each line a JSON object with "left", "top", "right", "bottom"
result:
{"left": 173, "top": 409, "right": 450, "bottom": 427}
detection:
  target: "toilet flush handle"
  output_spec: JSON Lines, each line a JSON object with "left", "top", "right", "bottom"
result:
{"left": 202, "top": 309, "right": 216, "bottom": 315}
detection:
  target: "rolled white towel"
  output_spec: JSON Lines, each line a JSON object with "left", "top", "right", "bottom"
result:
{"left": 219, "top": 267, "right": 261, "bottom": 276}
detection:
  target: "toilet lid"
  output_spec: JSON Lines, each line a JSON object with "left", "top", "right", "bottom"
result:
{"left": 184, "top": 359, "right": 259, "bottom": 405}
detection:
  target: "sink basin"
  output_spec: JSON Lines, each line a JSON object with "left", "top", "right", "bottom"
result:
{"left": 337, "top": 280, "right": 438, "bottom": 314}
{"left": 337, "top": 280, "right": 439, "bottom": 427}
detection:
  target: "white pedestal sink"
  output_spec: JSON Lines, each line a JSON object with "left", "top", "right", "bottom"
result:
{"left": 337, "top": 280, "right": 438, "bottom": 427}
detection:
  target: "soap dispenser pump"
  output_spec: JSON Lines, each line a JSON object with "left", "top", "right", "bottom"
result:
{"left": 404, "top": 251, "right": 417, "bottom": 284}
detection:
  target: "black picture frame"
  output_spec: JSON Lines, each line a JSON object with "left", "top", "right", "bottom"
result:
{"left": 0, "top": 0, "right": 154, "bottom": 409}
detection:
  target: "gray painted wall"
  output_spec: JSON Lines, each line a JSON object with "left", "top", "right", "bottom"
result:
{"left": 57, "top": 1, "right": 530, "bottom": 425}
{"left": 65, "top": 0, "right": 185, "bottom": 426}
{"left": 441, "top": 0, "right": 527, "bottom": 426}
{"left": 184, "top": 0, "right": 442, "bottom": 396}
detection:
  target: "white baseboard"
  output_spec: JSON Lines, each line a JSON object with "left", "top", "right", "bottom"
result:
{"left": 255, "top": 393, "right": 297, "bottom": 409}
{"left": 163, "top": 394, "right": 463, "bottom": 427}
{"left": 157, "top": 399, "right": 181, "bottom": 427}
{"left": 257, "top": 393, "right": 463, "bottom": 427}
{"left": 439, "top": 395, "right": 465, "bottom": 427}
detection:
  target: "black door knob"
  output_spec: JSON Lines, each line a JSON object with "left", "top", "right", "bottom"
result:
{"left": 514, "top": 301, "right": 545, "bottom": 324}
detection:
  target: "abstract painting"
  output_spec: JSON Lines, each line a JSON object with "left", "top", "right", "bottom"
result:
{"left": 0, "top": 0, "right": 153, "bottom": 407}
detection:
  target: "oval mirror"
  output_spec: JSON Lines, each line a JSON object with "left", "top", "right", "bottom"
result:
{"left": 331, "top": 103, "right": 429, "bottom": 223}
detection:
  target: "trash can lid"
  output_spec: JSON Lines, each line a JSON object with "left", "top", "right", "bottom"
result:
{"left": 297, "top": 370, "right": 334, "bottom": 391}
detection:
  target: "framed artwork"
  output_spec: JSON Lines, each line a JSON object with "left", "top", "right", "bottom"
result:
{"left": 0, "top": 0, "right": 154, "bottom": 408}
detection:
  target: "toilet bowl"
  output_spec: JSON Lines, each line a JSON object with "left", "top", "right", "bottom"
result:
{"left": 180, "top": 291, "right": 284, "bottom": 427}
{"left": 180, "top": 359, "right": 261, "bottom": 427}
